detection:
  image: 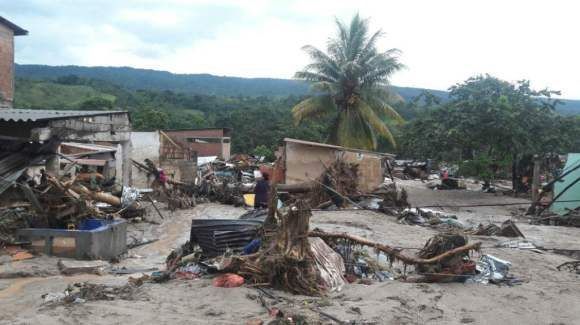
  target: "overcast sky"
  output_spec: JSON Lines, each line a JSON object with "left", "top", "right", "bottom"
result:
{"left": 3, "top": 0, "right": 579, "bottom": 98}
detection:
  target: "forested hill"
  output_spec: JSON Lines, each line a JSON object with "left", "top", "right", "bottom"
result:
{"left": 15, "top": 64, "right": 310, "bottom": 97}
{"left": 15, "top": 64, "right": 580, "bottom": 114}
{"left": 15, "top": 64, "right": 449, "bottom": 100}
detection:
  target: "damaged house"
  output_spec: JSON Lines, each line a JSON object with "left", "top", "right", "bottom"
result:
{"left": 0, "top": 16, "right": 132, "bottom": 187}
{"left": 168, "top": 128, "right": 232, "bottom": 162}
{"left": 130, "top": 128, "right": 232, "bottom": 188}
{"left": 278, "top": 138, "right": 394, "bottom": 192}
{"left": 0, "top": 17, "right": 131, "bottom": 259}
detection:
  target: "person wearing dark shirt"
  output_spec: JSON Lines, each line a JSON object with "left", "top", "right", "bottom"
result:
{"left": 254, "top": 173, "right": 270, "bottom": 209}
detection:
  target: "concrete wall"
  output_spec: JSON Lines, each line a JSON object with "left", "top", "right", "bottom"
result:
{"left": 284, "top": 142, "right": 386, "bottom": 192}
{"left": 130, "top": 131, "right": 197, "bottom": 187}
{"left": 130, "top": 131, "right": 160, "bottom": 188}
{"left": 0, "top": 23, "right": 14, "bottom": 108}
{"left": 284, "top": 141, "right": 336, "bottom": 185}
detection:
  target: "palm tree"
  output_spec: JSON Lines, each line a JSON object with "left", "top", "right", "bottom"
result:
{"left": 292, "top": 14, "right": 404, "bottom": 150}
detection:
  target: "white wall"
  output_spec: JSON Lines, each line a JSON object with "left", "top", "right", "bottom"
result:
{"left": 130, "top": 131, "right": 160, "bottom": 188}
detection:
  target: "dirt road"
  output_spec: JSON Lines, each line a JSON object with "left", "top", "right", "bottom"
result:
{"left": 1, "top": 183, "right": 580, "bottom": 324}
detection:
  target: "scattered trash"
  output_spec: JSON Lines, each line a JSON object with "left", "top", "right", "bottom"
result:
{"left": 466, "top": 255, "right": 521, "bottom": 285}
{"left": 374, "top": 270, "right": 395, "bottom": 282}
{"left": 309, "top": 237, "right": 346, "bottom": 292}
{"left": 42, "top": 281, "right": 143, "bottom": 306}
{"left": 212, "top": 273, "right": 245, "bottom": 288}
{"left": 495, "top": 239, "right": 537, "bottom": 250}
{"left": 174, "top": 263, "right": 204, "bottom": 280}
{"left": 243, "top": 238, "right": 262, "bottom": 255}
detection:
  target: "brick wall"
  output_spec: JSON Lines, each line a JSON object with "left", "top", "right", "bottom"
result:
{"left": 0, "top": 23, "right": 14, "bottom": 108}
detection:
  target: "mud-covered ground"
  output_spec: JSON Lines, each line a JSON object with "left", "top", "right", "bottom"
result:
{"left": 1, "top": 180, "right": 580, "bottom": 325}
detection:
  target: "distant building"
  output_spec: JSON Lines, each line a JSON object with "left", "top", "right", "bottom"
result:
{"left": 0, "top": 16, "right": 27, "bottom": 108}
{"left": 129, "top": 128, "right": 232, "bottom": 187}
{"left": 130, "top": 131, "right": 197, "bottom": 188}
{"left": 164, "top": 128, "right": 232, "bottom": 160}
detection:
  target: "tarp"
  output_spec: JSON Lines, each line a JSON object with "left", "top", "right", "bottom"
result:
{"left": 551, "top": 153, "right": 580, "bottom": 215}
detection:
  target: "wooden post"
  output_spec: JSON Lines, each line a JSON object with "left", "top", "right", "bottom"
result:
{"left": 512, "top": 153, "right": 518, "bottom": 197}
{"left": 531, "top": 154, "right": 541, "bottom": 211}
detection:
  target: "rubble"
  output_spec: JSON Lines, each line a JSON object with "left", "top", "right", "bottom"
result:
{"left": 233, "top": 201, "right": 325, "bottom": 295}
{"left": 42, "top": 280, "right": 143, "bottom": 306}
{"left": 536, "top": 206, "right": 580, "bottom": 227}
{"left": 470, "top": 219, "right": 525, "bottom": 237}
{"left": 57, "top": 259, "right": 108, "bottom": 275}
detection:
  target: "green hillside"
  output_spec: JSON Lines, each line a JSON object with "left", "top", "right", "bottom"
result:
{"left": 14, "top": 78, "right": 115, "bottom": 109}
{"left": 13, "top": 77, "right": 327, "bottom": 157}
{"left": 15, "top": 64, "right": 580, "bottom": 115}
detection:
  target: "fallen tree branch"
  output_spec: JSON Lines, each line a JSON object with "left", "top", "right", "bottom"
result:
{"left": 308, "top": 231, "right": 481, "bottom": 265}
{"left": 72, "top": 183, "right": 121, "bottom": 207}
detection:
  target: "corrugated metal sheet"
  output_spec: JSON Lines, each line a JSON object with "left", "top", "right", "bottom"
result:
{"left": 190, "top": 219, "right": 263, "bottom": 257}
{"left": 0, "top": 109, "right": 127, "bottom": 122}
{"left": 61, "top": 142, "right": 117, "bottom": 153}
{"left": 0, "top": 140, "right": 59, "bottom": 195}
{"left": 552, "top": 153, "right": 580, "bottom": 215}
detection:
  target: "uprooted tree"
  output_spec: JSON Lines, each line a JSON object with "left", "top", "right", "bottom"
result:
{"left": 233, "top": 200, "right": 481, "bottom": 295}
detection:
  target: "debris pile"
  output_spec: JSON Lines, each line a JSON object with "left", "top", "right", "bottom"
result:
{"left": 470, "top": 220, "right": 525, "bottom": 237}
{"left": 415, "top": 233, "right": 476, "bottom": 282}
{"left": 398, "top": 208, "right": 525, "bottom": 238}
{"left": 131, "top": 159, "right": 196, "bottom": 210}
{"left": 196, "top": 156, "right": 263, "bottom": 206}
{"left": 42, "top": 280, "right": 143, "bottom": 305}
{"left": 308, "top": 159, "right": 360, "bottom": 208}
{"left": 535, "top": 207, "right": 580, "bottom": 227}
{"left": 234, "top": 201, "right": 330, "bottom": 295}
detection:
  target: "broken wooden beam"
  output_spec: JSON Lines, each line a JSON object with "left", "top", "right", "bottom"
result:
{"left": 308, "top": 231, "right": 481, "bottom": 265}
{"left": 71, "top": 183, "right": 121, "bottom": 207}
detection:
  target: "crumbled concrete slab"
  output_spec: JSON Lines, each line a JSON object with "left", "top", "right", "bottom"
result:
{"left": 58, "top": 259, "right": 108, "bottom": 275}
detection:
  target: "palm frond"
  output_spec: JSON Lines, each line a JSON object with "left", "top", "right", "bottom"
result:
{"left": 294, "top": 71, "right": 335, "bottom": 83}
{"left": 333, "top": 108, "right": 376, "bottom": 149}
{"left": 291, "top": 96, "right": 335, "bottom": 125}
{"left": 357, "top": 100, "right": 397, "bottom": 147}
{"left": 362, "top": 87, "right": 405, "bottom": 124}
{"left": 310, "top": 81, "right": 337, "bottom": 94}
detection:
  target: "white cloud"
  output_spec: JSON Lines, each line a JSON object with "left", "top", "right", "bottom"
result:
{"left": 4, "top": 0, "right": 580, "bottom": 97}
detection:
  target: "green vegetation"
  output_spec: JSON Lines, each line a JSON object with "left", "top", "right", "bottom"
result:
{"left": 399, "top": 75, "right": 580, "bottom": 177}
{"left": 13, "top": 59, "right": 580, "bottom": 177}
{"left": 14, "top": 71, "right": 580, "bottom": 173}
{"left": 14, "top": 77, "right": 328, "bottom": 156}
{"left": 292, "top": 14, "right": 403, "bottom": 150}
{"left": 16, "top": 64, "right": 580, "bottom": 114}
{"left": 14, "top": 78, "right": 115, "bottom": 109}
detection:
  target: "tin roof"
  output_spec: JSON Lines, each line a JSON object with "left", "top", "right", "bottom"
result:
{"left": 61, "top": 142, "right": 117, "bottom": 153}
{"left": 0, "top": 109, "right": 127, "bottom": 122}
{"left": 283, "top": 138, "right": 395, "bottom": 158}
{"left": 0, "top": 16, "right": 28, "bottom": 36}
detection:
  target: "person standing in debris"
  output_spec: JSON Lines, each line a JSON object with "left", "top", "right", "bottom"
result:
{"left": 254, "top": 173, "right": 270, "bottom": 209}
